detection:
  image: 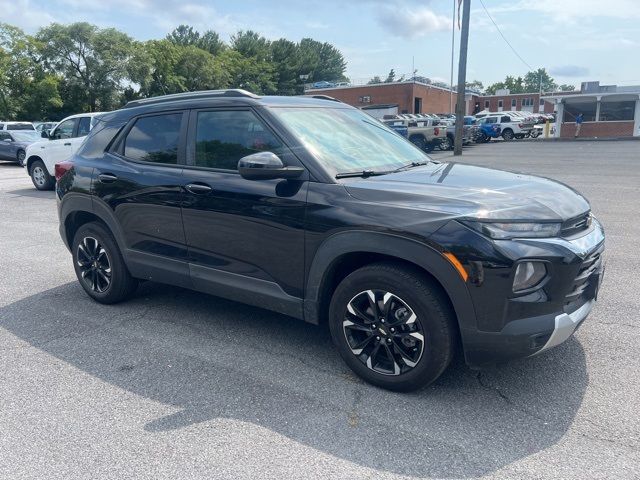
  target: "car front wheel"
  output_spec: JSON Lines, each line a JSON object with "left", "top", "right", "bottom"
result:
{"left": 502, "top": 129, "right": 515, "bottom": 141}
{"left": 17, "top": 150, "right": 25, "bottom": 167}
{"left": 29, "top": 160, "right": 54, "bottom": 190}
{"left": 329, "top": 262, "right": 456, "bottom": 391}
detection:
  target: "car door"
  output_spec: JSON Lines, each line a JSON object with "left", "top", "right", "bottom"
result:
{"left": 93, "top": 110, "right": 191, "bottom": 287}
{"left": 40, "top": 118, "right": 77, "bottom": 172}
{"left": 0, "top": 132, "right": 13, "bottom": 160}
{"left": 180, "top": 107, "right": 308, "bottom": 315}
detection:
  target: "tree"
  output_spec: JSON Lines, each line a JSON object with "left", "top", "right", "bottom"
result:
{"left": 486, "top": 75, "right": 525, "bottom": 95}
{"left": 36, "top": 22, "right": 134, "bottom": 111}
{"left": 166, "top": 25, "right": 200, "bottom": 46}
{"left": 0, "top": 23, "right": 62, "bottom": 119}
{"left": 297, "top": 38, "right": 347, "bottom": 83}
{"left": 270, "top": 38, "right": 301, "bottom": 95}
{"left": 558, "top": 84, "right": 576, "bottom": 92}
{"left": 218, "top": 49, "right": 276, "bottom": 94}
{"left": 367, "top": 75, "right": 382, "bottom": 85}
{"left": 198, "top": 30, "right": 225, "bottom": 56}
{"left": 465, "top": 80, "right": 484, "bottom": 92}
{"left": 523, "top": 68, "right": 557, "bottom": 93}
{"left": 231, "top": 30, "right": 271, "bottom": 61}
{"left": 384, "top": 69, "right": 395, "bottom": 83}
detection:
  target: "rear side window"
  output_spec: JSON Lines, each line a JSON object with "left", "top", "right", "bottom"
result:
{"left": 0, "top": 132, "right": 11, "bottom": 140}
{"left": 124, "top": 113, "right": 182, "bottom": 164}
{"left": 7, "top": 123, "right": 34, "bottom": 130}
{"left": 77, "top": 117, "right": 91, "bottom": 137}
{"left": 501, "top": 116, "right": 511, "bottom": 123}
{"left": 485, "top": 117, "right": 497, "bottom": 124}
{"left": 194, "top": 110, "right": 282, "bottom": 170}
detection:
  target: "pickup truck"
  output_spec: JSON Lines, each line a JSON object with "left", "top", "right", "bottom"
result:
{"left": 383, "top": 118, "right": 445, "bottom": 152}
{"left": 481, "top": 113, "right": 536, "bottom": 141}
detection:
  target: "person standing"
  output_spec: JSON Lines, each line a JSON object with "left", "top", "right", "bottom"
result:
{"left": 575, "top": 113, "right": 584, "bottom": 138}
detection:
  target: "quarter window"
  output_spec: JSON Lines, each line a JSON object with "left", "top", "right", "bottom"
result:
{"left": 194, "top": 110, "right": 282, "bottom": 170}
{"left": 124, "top": 113, "right": 183, "bottom": 164}
{"left": 51, "top": 119, "right": 75, "bottom": 139}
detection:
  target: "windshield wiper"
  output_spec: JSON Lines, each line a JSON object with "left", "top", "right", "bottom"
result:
{"left": 392, "top": 160, "right": 432, "bottom": 172}
{"left": 335, "top": 169, "right": 392, "bottom": 179}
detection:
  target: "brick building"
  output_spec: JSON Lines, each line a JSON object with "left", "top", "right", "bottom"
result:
{"left": 542, "top": 82, "right": 640, "bottom": 138}
{"left": 304, "top": 81, "right": 459, "bottom": 118}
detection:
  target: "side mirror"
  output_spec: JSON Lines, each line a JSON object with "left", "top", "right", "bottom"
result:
{"left": 2, "top": 138, "right": 11, "bottom": 143}
{"left": 238, "top": 152, "right": 304, "bottom": 181}
{"left": 41, "top": 130, "right": 49, "bottom": 138}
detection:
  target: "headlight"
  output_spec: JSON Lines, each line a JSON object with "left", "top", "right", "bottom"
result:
{"left": 461, "top": 221, "right": 561, "bottom": 239}
{"left": 513, "top": 261, "right": 547, "bottom": 292}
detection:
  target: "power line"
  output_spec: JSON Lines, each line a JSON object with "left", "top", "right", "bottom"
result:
{"left": 478, "top": 0, "right": 534, "bottom": 72}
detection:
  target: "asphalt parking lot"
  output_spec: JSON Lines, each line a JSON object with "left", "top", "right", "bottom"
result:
{"left": 1, "top": 140, "right": 638, "bottom": 479}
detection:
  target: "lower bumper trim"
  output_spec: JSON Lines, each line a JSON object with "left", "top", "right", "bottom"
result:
{"left": 534, "top": 299, "right": 594, "bottom": 355}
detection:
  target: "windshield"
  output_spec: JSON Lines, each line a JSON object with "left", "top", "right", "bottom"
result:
{"left": 7, "top": 123, "right": 35, "bottom": 131}
{"left": 271, "top": 107, "right": 429, "bottom": 175}
{"left": 11, "top": 131, "right": 41, "bottom": 142}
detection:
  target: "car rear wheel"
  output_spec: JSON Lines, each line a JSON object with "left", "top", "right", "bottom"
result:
{"left": 329, "top": 262, "right": 456, "bottom": 391}
{"left": 438, "top": 135, "right": 453, "bottom": 151}
{"left": 409, "top": 135, "right": 427, "bottom": 151}
{"left": 72, "top": 222, "right": 138, "bottom": 304}
{"left": 502, "top": 129, "right": 515, "bottom": 141}
{"left": 29, "top": 160, "right": 54, "bottom": 190}
{"left": 17, "top": 150, "right": 26, "bottom": 167}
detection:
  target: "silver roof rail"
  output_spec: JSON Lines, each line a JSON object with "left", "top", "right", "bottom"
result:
{"left": 124, "top": 89, "right": 260, "bottom": 108}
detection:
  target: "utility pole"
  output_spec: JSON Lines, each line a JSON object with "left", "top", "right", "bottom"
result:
{"left": 449, "top": 0, "right": 455, "bottom": 113}
{"left": 454, "top": 0, "right": 471, "bottom": 156}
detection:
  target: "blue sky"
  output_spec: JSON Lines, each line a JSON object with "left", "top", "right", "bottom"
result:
{"left": 3, "top": 0, "right": 640, "bottom": 88}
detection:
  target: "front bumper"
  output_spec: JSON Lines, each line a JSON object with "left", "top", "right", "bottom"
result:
{"left": 434, "top": 219, "right": 605, "bottom": 368}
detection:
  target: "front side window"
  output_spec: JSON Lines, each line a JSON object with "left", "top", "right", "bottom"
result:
{"left": 194, "top": 110, "right": 282, "bottom": 170}
{"left": 52, "top": 119, "right": 75, "bottom": 139}
{"left": 0, "top": 132, "right": 11, "bottom": 141}
{"left": 124, "top": 113, "right": 182, "bottom": 164}
{"left": 77, "top": 117, "right": 91, "bottom": 137}
{"left": 271, "top": 107, "right": 428, "bottom": 175}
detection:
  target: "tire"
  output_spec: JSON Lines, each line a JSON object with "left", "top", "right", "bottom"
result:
{"left": 438, "top": 135, "right": 453, "bottom": 151}
{"left": 29, "top": 160, "right": 55, "bottom": 190}
{"left": 72, "top": 222, "right": 138, "bottom": 304}
{"left": 502, "top": 129, "right": 514, "bottom": 141}
{"left": 328, "top": 262, "right": 456, "bottom": 391}
{"left": 424, "top": 141, "right": 435, "bottom": 153}
{"left": 409, "top": 135, "right": 427, "bottom": 151}
{"left": 17, "top": 150, "right": 26, "bottom": 167}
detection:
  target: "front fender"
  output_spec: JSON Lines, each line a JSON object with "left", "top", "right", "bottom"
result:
{"left": 303, "top": 231, "right": 477, "bottom": 340}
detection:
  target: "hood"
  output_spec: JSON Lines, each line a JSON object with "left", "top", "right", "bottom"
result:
{"left": 26, "top": 140, "right": 48, "bottom": 153}
{"left": 342, "top": 162, "right": 590, "bottom": 222}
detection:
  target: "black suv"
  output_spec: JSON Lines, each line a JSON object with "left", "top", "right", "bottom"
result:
{"left": 56, "top": 90, "right": 605, "bottom": 391}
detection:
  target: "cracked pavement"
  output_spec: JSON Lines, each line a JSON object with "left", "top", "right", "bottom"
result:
{"left": 1, "top": 141, "right": 639, "bottom": 479}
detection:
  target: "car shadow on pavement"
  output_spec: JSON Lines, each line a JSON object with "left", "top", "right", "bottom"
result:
{"left": 6, "top": 188, "right": 53, "bottom": 198}
{"left": 0, "top": 281, "right": 588, "bottom": 478}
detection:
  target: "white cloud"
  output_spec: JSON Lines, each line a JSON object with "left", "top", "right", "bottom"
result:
{"left": 487, "top": 0, "right": 640, "bottom": 22}
{"left": 377, "top": 5, "right": 450, "bottom": 39}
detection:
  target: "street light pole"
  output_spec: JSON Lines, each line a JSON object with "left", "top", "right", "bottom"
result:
{"left": 454, "top": 0, "right": 471, "bottom": 156}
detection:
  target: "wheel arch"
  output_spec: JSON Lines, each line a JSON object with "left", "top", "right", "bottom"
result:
{"left": 304, "top": 231, "right": 477, "bottom": 344}
{"left": 25, "top": 154, "right": 43, "bottom": 172}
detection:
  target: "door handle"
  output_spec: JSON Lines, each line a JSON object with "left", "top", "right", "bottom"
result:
{"left": 64, "top": 142, "right": 72, "bottom": 146}
{"left": 97, "top": 173, "right": 118, "bottom": 183}
{"left": 185, "top": 183, "right": 213, "bottom": 194}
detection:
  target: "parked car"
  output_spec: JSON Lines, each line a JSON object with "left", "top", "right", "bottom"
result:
{"left": 480, "top": 113, "right": 536, "bottom": 140}
{"left": 24, "top": 112, "right": 103, "bottom": 190}
{"left": 311, "top": 81, "right": 335, "bottom": 89}
{"left": 56, "top": 89, "right": 605, "bottom": 392}
{"left": 438, "top": 119, "right": 473, "bottom": 151}
{"left": 383, "top": 117, "right": 445, "bottom": 152}
{"left": 0, "top": 130, "right": 41, "bottom": 166}
{"left": 475, "top": 116, "right": 502, "bottom": 143}
{"left": 0, "top": 121, "right": 36, "bottom": 131}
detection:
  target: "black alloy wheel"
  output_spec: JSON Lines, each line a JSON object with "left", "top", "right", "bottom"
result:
{"left": 343, "top": 289, "right": 425, "bottom": 375}
{"left": 76, "top": 236, "right": 112, "bottom": 293}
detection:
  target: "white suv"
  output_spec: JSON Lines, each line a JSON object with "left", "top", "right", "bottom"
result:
{"left": 482, "top": 113, "right": 535, "bottom": 141}
{"left": 24, "top": 112, "right": 103, "bottom": 190}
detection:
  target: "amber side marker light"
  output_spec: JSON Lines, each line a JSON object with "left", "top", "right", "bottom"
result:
{"left": 443, "top": 252, "right": 469, "bottom": 282}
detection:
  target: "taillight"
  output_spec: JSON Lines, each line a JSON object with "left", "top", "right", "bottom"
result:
{"left": 55, "top": 161, "right": 73, "bottom": 181}
{"left": 434, "top": 127, "right": 440, "bottom": 136}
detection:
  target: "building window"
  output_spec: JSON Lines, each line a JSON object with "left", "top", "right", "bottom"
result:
{"left": 359, "top": 96, "right": 371, "bottom": 104}
{"left": 539, "top": 98, "right": 545, "bottom": 106}
{"left": 522, "top": 98, "right": 533, "bottom": 107}
{"left": 563, "top": 101, "right": 597, "bottom": 122}
{"left": 599, "top": 100, "right": 635, "bottom": 121}
{"left": 498, "top": 100, "right": 503, "bottom": 108}
{"left": 484, "top": 100, "right": 489, "bottom": 108}
{"left": 511, "top": 99, "right": 516, "bottom": 108}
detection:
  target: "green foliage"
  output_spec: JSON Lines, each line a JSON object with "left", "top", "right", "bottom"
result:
{"left": 486, "top": 69, "right": 563, "bottom": 95}
{"left": 0, "top": 21, "right": 348, "bottom": 120}
{"left": 368, "top": 76, "right": 382, "bottom": 85}
{"left": 558, "top": 84, "right": 576, "bottom": 92}
{"left": 384, "top": 69, "right": 395, "bottom": 83}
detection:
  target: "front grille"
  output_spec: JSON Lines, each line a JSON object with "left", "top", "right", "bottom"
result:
{"left": 565, "top": 246, "right": 603, "bottom": 305}
{"left": 561, "top": 212, "right": 591, "bottom": 237}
